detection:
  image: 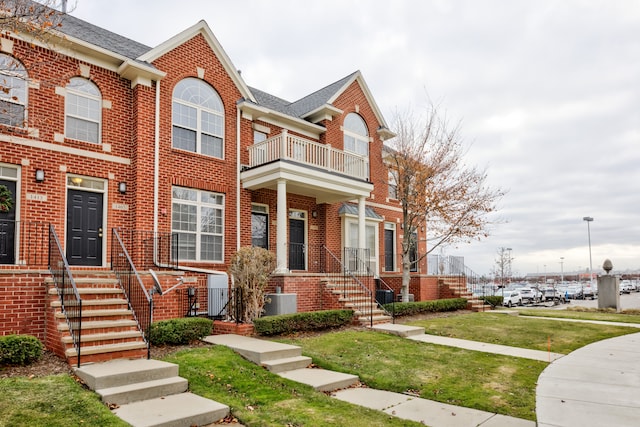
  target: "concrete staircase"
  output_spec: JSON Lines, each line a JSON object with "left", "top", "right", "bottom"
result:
{"left": 48, "top": 272, "right": 148, "bottom": 366}
{"left": 438, "top": 276, "right": 492, "bottom": 312}
{"left": 322, "top": 277, "right": 392, "bottom": 325}
{"left": 75, "top": 358, "right": 229, "bottom": 427}
{"left": 204, "top": 334, "right": 359, "bottom": 392}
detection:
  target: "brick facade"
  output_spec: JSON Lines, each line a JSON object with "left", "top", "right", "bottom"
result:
{"left": 0, "top": 13, "right": 440, "bottom": 345}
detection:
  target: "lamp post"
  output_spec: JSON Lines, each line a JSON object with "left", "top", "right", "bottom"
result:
{"left": 560, "top": 257, "right": 564, "bottom": 301}
{"left": 583, "top": 216, "right": 594, "bottom": 285}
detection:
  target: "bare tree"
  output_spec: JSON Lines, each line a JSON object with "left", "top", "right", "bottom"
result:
{"left": 0, "top": 0, "right": 72, "bottom": 127}
{"left": 491, "top": 247, "right": 513, "bottom": 291}
{"left": 385, "top": 104, "right": 505, "bottom": 301}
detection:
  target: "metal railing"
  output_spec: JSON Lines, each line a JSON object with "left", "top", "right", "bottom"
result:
{"left": 115, "top": 229, "right": 178, "bottom": 270}
{"left": 0, "top": 220, "right": 49, "bottom": 267}
{"left": 427, "top": 254, "right": 490, "bottom": 310}
{"left": 112, "top": 228, "right": 152, "bottom": 358}
{"left": 247, "top": 130, "right": 370, "bottom": 181}
{"left": 48, "top": 225, "right": 82, "bottom": 367}
{"left": 320, "top": 245, "right": 388, "bottom": 327}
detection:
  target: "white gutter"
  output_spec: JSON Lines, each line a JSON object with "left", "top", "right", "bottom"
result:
{"left": 236, "top": 105, "right": 241, "bottom": 250}
{"left": 153, "top": 80, "right": 160, "bottom": 237}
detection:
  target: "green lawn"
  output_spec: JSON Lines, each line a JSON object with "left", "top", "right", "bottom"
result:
{"left": 1, "top": 309, "right": 639, "bottom": 425}
{"left": 403, "top": 312, "right": 638, "bottom": 354}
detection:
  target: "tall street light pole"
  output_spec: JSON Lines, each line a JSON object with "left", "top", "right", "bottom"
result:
{"left": 583, "top": 217, "right": 594, "bottom": 285}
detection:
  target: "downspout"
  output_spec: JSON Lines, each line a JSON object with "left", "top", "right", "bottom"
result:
{"left": 236, "top": 105, "right": 241, "bottom": 251}
{"left": 153, "top": 80, "right": 160, "bottom": 241}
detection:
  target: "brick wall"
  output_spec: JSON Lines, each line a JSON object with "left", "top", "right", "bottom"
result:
{"left": 0, "top": 273, "right": 48, "bottom": 339}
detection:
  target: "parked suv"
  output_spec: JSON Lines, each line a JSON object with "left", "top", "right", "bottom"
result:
{"left": 502, "top": 290, "right": 523, "bottom": 307}
{"left": 519, "top": 287, "right": 541, "bottom": 304}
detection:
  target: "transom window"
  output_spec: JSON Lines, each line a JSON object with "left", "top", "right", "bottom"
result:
{"left": 0, "top": 54, "right": 27, "bottom": 128}
{"left": 172, "top": 186, "right": 224, "bottom": 262}
{"left": 66, "top": 77, "right": 101, "bottom": 143}
{"left": 172, "top": 78, "right": 224, "bottom": 158}
{"left": 343, "top": 113, "right": 369, "bottom": 157}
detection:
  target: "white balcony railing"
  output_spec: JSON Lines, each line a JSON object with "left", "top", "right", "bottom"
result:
{"left": 247, "top": 130, "right": 369, "bottom": 181}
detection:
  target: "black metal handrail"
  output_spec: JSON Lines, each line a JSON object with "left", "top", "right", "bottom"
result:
{"left": 112, "top": 228, "right": 152, "bottom": 358}
{"left": 48, "top": 225, "right": 82, "bottom": 367}
{"left": 320, "top": 245, "right": 378, "bottom": 327}
{"left": 0, "top": 220, "right": 49, "bottom": 266}
{"left": 428, "top": 254, "right": 490, "bottom": 311}
{"left": 344, "top": 246, "right": 396, "bottom": 322}
{"left": 115, "top": 229, "right": 178, "bottom": 270}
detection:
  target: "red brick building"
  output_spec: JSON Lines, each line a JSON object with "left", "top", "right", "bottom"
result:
{"left": 0, "top": 8, "right": 444, "bottom": 364}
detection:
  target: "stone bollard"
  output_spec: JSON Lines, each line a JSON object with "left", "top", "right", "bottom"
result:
{"left": 598, "top": 259, "right": 620, "bottom": 312}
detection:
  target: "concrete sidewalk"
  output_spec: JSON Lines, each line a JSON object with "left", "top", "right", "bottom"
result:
{"left": 536, "top": 331, "right": 640, "bottom": 426}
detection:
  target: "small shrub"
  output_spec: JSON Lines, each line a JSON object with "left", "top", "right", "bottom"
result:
{"left": 229, "top": 246, "right": 276, "bottom": 323}
{"left": 253, "top": 310, "right": 354, "bottom": 336}
{"left": 149, "top": 317, "right": 213, "bottom": 346}
{"left": 0, "top": 334, "right": 43, "bottom": 366}
{"left": 382, "top": 298, "right": 468, "bottom": 317}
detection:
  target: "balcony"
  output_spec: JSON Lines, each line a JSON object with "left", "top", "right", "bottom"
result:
{"left": 242, "top": 131, "right": 373, "bottom": 204}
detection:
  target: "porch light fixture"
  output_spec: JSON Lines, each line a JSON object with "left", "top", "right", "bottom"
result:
{"left": 311, "top": 210, "right": 318, "bottom": 218}
{"left": 35, "top": 169, "right": 45, "bottom": 182}
{"left": 118, "top": 182, "right": 127, "bottom": 194}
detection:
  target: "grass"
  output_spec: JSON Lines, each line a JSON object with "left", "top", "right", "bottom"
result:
{"left": 517, "top": 307, "right": 640, "bottom": 323}
{"left": 279, "top": 330, "right": 544, "bottom": 420}
{"left": 403, "top": 312, "right": 638, "bottom": 354}
{"left": 0, "top": 374, "right": 128, "bottom": 427}
{"left": 161, "top": 345, "right": 423, "bottom": 427}
{"left": 1, "top": 309, "right": 639, "bottom": 425}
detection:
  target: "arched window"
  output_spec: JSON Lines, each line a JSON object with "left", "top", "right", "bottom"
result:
{"left": 0, "top": 54, "right": 27, "bottom": 128}
{"left": 172, "top": 78, "right": 224, "bottom": 158}
{"left": 65, "top": 77, "right": 101, "bottom": 143}
{"left": 343, "top": 113, "right": 369, "bottom": 157}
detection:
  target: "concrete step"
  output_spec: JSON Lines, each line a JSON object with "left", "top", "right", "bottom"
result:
{"left": 278, "top": 368, "right": 359, "bottom": 392}
{"left": 98, "top": 376, "right": 188, "bottom": 405}
{"left": 370, "top": 323, "right": 425, "bottom": 337}
{"left": 357, "top": 315, "right": 393, "bottom": 325}
{"left": 75, "top": 358, "right": 179, "bottom": 390}
{"left": 66, "top": 341, "right": 147, "bottom": 358}
{"left": 113, "top": 392, "right": 229, "bottom": 427}
{"left": 203, "top": 334, "right": 302, "bottom": 363}
{"left": 262, "top": 355, "right": 312, "bottom": 373}
{"left": 62, "top": 330, "right": 142, "bottom": 344}
{"left": 58, "top": 319, "right": 138, "bottom": 332}
{"left": 55, "top": 308, "right": 133, "bottom": 319}
{"left": 52, "top": 298, "right": 128, "bottom": 308}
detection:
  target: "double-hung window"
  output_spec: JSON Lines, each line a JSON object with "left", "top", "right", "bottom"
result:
{"left": 172, "top": 186, "right": 224, "bottom": 262}
{"left": 172, "top": 78, "right": 224, "bottom": 158}
{"left": 0, "top": 54, "right": 27, "bottom": 128}
{"left": 66, "top": 77, "right": 101, "bottom": 143}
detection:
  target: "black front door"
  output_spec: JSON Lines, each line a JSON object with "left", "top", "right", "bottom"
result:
{"left": 384, "top": 228, "right": 394, "bottom": 272}
{"left": 288, "top": 218, "right": 305, "bottom": 270}
{"left": 66, "top": 189, "right": 103, "bottom": 266}
{"left": 0, "top": 180, "right": 16, "bottom": 264}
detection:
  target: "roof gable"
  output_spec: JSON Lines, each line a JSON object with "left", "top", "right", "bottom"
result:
{"left": 139, "top": 20, "right": 255, "bottom": 102}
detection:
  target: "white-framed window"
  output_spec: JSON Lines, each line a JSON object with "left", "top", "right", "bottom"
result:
{"left": 343, "top": 113, "right": 369, "bottom": 178}
{"left": 0, "top": 54, "right": 27, "bottom": 128}
{"left": 251, "top": 203, "right": 269, "bottom": 249}
{"left": 388, "top": 170, "right": 398, "bottom": 200}
{"left": 253, "top": 130, "right": 267, "bottom": 144}
{"left": 343, "top": 113, "right": 369, "bottom": 157}
{"left": 172, "top": 78, "right": 224, "bottom": 158}
{"left": 65, "top": 77, "right": 101, "bottom": 143}
{"left": 172, "top": 186, "right": 224, "bottom": 262}
{"left": 345, "top": 219, "right": 379, "bottom": 275}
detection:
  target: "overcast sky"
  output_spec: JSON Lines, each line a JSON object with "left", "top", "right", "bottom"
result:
{"left": 71, "top": 0, "right": 640, "bottom": 277}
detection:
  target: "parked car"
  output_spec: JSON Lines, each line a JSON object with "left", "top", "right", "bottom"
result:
{"left": 519, "top": 288, "right": 541, "bottom": 304}
{"left": 583, "top": 284, "right": 597, "bottom": 300}
{"left": 565, "top": 285, "right": 583, "bottom": 300}
{"left": 543, "top": 287, "right": 566, "bottom": 303}
{"left": 502, "top": 290, "right": 523, "bottom": 307}
{"left": 620, "top": 282, "right": 633, "bottom": 294}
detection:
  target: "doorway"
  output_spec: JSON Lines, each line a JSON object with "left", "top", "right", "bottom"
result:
{"left": 66, "top": 188, "right": 103, "bottom": 266}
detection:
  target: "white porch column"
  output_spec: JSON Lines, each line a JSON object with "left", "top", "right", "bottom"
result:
{"left": 275, "top": 179, "right": 288, "bottom": 273}
{"left": 358, "top": 196, "right": 366, "bottom": 251}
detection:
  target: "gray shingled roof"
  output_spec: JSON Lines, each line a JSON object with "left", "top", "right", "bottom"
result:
{"left": 248, "top": 71, "right": 358, "bottom": 119}
{"left": 56, "top": 4, "right": 358, "bottom": 125}
{"left": 58, "top": 13, "right": 152, "bottom": 61}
